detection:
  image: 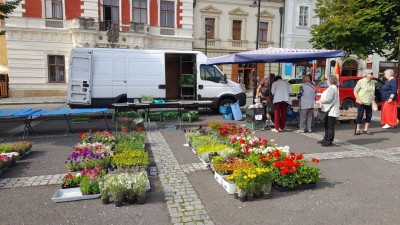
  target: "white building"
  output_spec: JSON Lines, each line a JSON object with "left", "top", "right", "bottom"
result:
{"left": 3, "top": 0, "right": 194, "bottom": 97}
{"left": 193, "top": 0, "right": 284, "bottom": 90}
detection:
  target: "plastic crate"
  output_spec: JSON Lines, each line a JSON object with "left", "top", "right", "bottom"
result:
{"left": 147, "top": 112, "right": 162, "bottom": 121}
{"left": 246, "top": 108, "right": 265, "bottom": 122}
{"left": 219, "top": 106, "right": 232, "bottom": 114}
{"left": 162, "top": 111, "right": 179, "bottom": 121}
{"left": 223, "top": 113, "right": 233, "bottom": 120}
{"left": 246, "top": 121, "right": 265, "bottom": 131}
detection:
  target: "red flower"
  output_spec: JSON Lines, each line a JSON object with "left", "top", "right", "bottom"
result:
{"left": 289, "top": 167, "right": 296, "bottom": 173}
{"left": 280, "top": 167, "right": 289, "bottom": 175}
{"left": 240, "top": 139, "right": 246, "bottom": 144}
{"left": 273, "top": 150, "right": 281, "bottom": 158}
{"left": 293, "top": 161, "right": 300, "bottom": 167}
{"left": 296, "top": 154, "right": 304, "bottom": 160}
{"left": 260, "top": 155, "right": 267, "bottom": 163}
{"left": 312, "top": 158, "right": 320, "bottom": 163}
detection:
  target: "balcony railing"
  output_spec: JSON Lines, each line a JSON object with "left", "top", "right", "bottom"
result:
{"left": 160, "top": 27, "right": 175, "bottom": 36}
{"left": 258, "top": 42, "right": 268, "bottom": 49}
{"left": 78, "top": 18, "right": 95, "bottom": 30}
{"left": 99, "top": 20, "right": 117, "bottom": 31}
{"left": 45, "top": 19, "right": 63, "bottom": 28}
{"left": 232, "top": 40, "right": 243, "bottom": 48}
{"left": 130, "top": 22, "right": 146, "bottom": 33}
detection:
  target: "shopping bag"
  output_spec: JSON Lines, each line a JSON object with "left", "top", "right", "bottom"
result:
{"left": 230, "top": 101, "right": 243, "bottom": 120}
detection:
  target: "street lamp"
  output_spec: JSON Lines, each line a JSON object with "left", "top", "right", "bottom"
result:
{"left": 250, "top": 0, "right": 261, "bottom": 103}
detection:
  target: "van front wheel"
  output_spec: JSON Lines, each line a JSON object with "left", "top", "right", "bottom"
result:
{"left": 342, "top": 98, "right": 355, "bottom": 110}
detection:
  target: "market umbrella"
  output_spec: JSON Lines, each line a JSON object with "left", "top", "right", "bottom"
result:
{"left": 207, "top": 47, "right": 344, "bottom": 65}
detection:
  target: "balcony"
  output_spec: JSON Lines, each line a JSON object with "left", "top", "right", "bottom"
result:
{"left": 258, "top": 42, "right": 268, "bottom": 49}
{"left": 45, "top": 19, "right": 63, "bottom": 28}
{"left": 130, "top": 22, "right": 146, "bottom": 34}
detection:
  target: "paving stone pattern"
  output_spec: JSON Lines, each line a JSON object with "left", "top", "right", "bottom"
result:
{"left": 297, "top": 131, "right": 400, "bottom": 164}
{"left": 0, "top": 174, "right": 65, "bottom": 188}
{"left": 146, "top": 124, "right": 215, "bottom": 225}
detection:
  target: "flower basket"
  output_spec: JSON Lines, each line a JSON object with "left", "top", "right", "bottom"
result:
{"left": 272, "top": 182, "right": 316, "bottom": 192}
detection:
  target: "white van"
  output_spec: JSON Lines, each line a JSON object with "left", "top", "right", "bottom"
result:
{"left": 67, "top": 48, "right": 246, "bottom": 110}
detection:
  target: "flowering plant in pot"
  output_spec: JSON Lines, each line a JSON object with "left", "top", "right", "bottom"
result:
{"left": 62, "top": 172, "right": 81, "bottom": 188}
{"left": 79, "top": 130, "right": 115, "bottom": 144}
{"left": 65, "top": 149, "right": 111, "bottom": 171}
{"left": 267, "top": 151, "right": 320, "bottom": 189}
{"left": 105, "top": 174, "right": 125, "bottom": 207}
{"left": 134, "top": 171, "right": 148, "bottom": 204}
{"left": 213, "top": 157, "right": 255, "bottom": 175}
{"left": 117, "top": 117, "right": 134, "bottom": 132}
{"left": 229, "top": 167, "right": 271, "bottom": 201}
{"left": 134, "top": 118, "right": 145, "bottom": 131}
{"left": 111, "top": 151, "right": 149, "bottom": 170}
{"left": 99, "top": 178, "right": 110, "bottom": 204}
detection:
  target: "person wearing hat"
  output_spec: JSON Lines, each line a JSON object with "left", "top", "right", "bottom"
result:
{"left": 354, "top": 70, "right": 376, "bottom": 135}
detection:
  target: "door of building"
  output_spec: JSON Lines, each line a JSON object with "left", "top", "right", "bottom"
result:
{"left": 0, "top": 74, "right": 8, "bottom": 98}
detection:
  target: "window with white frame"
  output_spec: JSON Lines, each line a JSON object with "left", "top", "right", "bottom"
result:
{"left": 298, "top": 5, "right": 309, "bottom": 27}
{"left": 45, "top": 0, "right": 63, "bottom": 19}
{"left": 48, "top": 55, "right": 65, "bottom": 83}
{"left": 133, "top": 0, "right": 147, "bottom": 23}
{"left": 258, "top": 22, "right": 268, "bottom": 42}
{"left": 232, "top": 20, "right": 242, "bottom": 40}
{"left": 205, "top": 18, "right": 215, "bottom": 39}
{"left": 102, "top": 0, "right": 119, "bottom": 30}
{"left": 160, "top": 1, "right": 174, "bottom": 28}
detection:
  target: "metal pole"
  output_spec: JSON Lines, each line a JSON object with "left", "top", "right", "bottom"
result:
{"left": 253, "top": 0, "right": 261, "bottom": 104}
{"left": 205, "top": 26, "right": 208, "bottom": 56}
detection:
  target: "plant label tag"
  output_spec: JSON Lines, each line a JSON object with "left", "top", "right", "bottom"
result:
{"left": 255, "top": 115, "right": 263, "bottom": 120}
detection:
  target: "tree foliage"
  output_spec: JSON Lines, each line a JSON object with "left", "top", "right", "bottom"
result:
{"left": 0, "top": 0, "right": 21, "bottom": 35}
{"left": 0, "top": 0, "right": 21, "bottom": 20}
{"left": 310, "top": 0, "right": 400, "bottom": 60}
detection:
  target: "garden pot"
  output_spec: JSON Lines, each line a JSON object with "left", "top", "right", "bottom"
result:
{"left": 247, "top": 194, "right": 254, "bottom": 201}
{"left": 237, "top": 188, "right": 246, "bottom": 202}
{"left": 262, "top": 182, "right": 272, "bottom": 196}
{"left": 273, "top": 182, "right": 317, "bottom": 192}
{"left": 253, "top": 192, "right": 260, "bottom": 199}
{"left": 137, "top": 195, "right": 146, "bottom": 204}
{"left": 233, "top": 192, "right": 239, "bottom": 199}
{"left": 136, "top": 126, "right": 144, "bottom": 132}
{"left": 101, "top": 197, "right": 110, "bottom": 205}
{"left": 121, "top": 126, "right": 130, "bottom": 133}
{"left": 127, "top": 196, "right": 137, "bottom": 204}
{"left": 115, "top": 200, "right": 123, "bottom": 207}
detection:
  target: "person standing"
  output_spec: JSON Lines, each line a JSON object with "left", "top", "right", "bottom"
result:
{"left": 271, "top": 75, "right": 292, "bottom": 132}
{"left": 297, "top": 75, "right": 316, "bottom": 133}
{"left": 354, "top": 70, "right": 376, "bottom": 135}
{"left": 381, "top": 69, "right": 398, "bottom": 129}
{"left": 256, "top": 73, "right": 275, "bottom": 128}
{"left": 316, "top": 75, "right": 340, "bottom": 147}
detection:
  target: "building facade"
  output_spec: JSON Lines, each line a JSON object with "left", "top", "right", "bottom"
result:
{"left": 193, "top": 0, "right": 284, "bottom": 90}
{"left": 282, "top": 0, "right": 398, "bottom": 80}
{"left": 4, "top": 0, "right": 194, "bottom": 97}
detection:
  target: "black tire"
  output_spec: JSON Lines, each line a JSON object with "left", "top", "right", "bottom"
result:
{"left": 342, "top": 98, "right": 355, "bottom": 110}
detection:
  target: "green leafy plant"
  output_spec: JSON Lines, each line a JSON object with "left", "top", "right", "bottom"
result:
{"left": 141, "top": 96, "right": 154, "bottom": 102}
{"left": 178, "top": 75, "right": 195, "bottom": 86}
{"left": 112, "top": 151, "right": 149, "bottom": 169}
{"left": 80, "top": 176, "right": 100, "bottom": 195}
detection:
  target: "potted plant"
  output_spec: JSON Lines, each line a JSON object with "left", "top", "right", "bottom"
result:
{"left": 116, "top": 117, "right": 134, "bottom": 133}
{"left": 141, "top": 96, "right": 154, "bottom": 104}
{"left": 107, "top": 174, "right": 125, "bottom": 207}
{"left": 99, "top": 178, "right": 110, "bottom": 204}
{"left": 62, "top": 172, "right": 81, "bottom": 189}
{"left": 267, "top": 150, "right": 320, "bottom": 191}
{"left": 134, "top": 118, "right": 145, "bottom": 132}
{"left": 134, "top": 172, "right": 148, "bottom": 204}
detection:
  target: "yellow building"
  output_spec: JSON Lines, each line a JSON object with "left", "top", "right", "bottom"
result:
{"left": 0, "top": 0, "right": 9, "bottom": 97}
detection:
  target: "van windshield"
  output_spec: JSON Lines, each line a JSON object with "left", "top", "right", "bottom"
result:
{"left": 200, "top": 65, "right": 223, "bottom": 83}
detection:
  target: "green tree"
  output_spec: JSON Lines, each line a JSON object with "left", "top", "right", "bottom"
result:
{"left": 0, "top": 0, "right": 22, "bottom": 35}
{"left": 310, "top": 0, "right": 400, "bottom": 60}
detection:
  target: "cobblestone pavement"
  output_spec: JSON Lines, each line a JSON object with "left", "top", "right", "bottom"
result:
{"left": 147, "top": 124, "right": 215, "bottom": 225}
{"left": 1, "top": 119, "right": 400, "bottom": 224}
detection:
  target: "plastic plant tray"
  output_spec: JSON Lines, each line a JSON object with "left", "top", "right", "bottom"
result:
{"left": 52, "top": 187, "right": 100, "bottom": 203}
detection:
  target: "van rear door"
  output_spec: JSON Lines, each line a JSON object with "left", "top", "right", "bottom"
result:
{"left": 68, "top": 50, "right": 92, "bottom": 105}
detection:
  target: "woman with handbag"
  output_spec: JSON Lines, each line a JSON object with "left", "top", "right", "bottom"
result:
{"left": 316, "top": 75, "right": 340, "bottom": 147}
{"left": 354, "top": 70, "right": 376, "bottom": 135}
